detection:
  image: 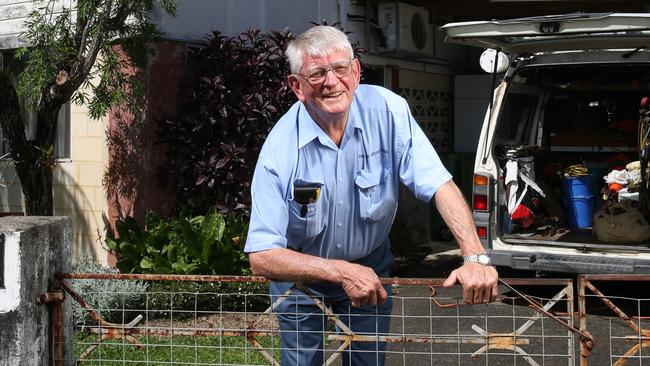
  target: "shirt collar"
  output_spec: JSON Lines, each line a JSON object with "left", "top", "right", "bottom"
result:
{"left": 296, "top": 96, "right": 364, "bottom": 149}
{"left": 297, "top": 104, "right": 323, "bottom": 149}
{"left": 347, "top": 94, "right": 364, "bottom": 132}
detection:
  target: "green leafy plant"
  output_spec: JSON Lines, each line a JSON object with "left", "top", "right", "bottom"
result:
{"left": 106, "top": 208, "right": 250, "bottom": 276}
{"left": 146, "top": 280, "right": 269, "bottom": 315}
{"left": 105, "top": 210, "right": 267, "bottom": 313}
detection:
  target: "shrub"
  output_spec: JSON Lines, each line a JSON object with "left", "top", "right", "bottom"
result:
{"left": 146, "top": 280, "right": 269, "bottom": 316}
{"left": 161, "top": 28, "right": 296, "bottom": 215}
{"left": 106, "top": 208, "right": 250, "bottom": 276}
{"left": 71, "top": 257, "right": 149, "bottom": 325}
{"left": 105, "top": 209, "right": 269, "bottom": 314}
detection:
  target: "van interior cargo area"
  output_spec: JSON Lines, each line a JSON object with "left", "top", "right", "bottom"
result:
{"left": 494, "top": 63, "right": 650, "bottom": 250}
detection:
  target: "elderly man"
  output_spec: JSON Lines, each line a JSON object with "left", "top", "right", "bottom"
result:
{"left": 244, "top": 25, "right": 498, "bottom": 365}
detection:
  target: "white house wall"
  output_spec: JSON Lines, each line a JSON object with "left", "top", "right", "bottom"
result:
{"left": 0, "top": 0, "right": 76, "bottom": 49}
{"left": 151, "top": 0, "right": 340, "bottom": 42}
{"left": 0, "top": 106, "right": 109, "bottom": 265}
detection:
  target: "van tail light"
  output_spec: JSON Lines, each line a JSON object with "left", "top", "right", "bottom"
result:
{"left": 473, "top": 174, "right": 490, "bottom": 212}
{"left": 477, "top": 226, "right": 487, "bottom": 239}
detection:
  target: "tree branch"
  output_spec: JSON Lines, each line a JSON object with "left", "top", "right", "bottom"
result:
{"left": 106, "top": 0, "right": 137, "bottom": 32}
{"left": 44, "top": 0, "right": 115, "bottom": 111}
{"left": 75, "top": 8, "right": 92, "bottom": 61}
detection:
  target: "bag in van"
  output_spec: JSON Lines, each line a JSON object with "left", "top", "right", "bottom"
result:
{"left": 593, "top": 201, "right": 650, "bottom": 243}
{"left": 506, "top": 160, "right": 546, "bottom": 229}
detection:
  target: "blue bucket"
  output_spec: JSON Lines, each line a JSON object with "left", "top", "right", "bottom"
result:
{"left": 562, "top": 176, "right": 594, "bottom": 228}
{"left": 563, "top": 195, "right": 594, "bottom": 228}
{"left": 562, "top": 175, "right": 592, "bottom": 197}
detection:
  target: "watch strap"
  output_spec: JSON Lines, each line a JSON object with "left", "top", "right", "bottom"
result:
{"left": 463, "top": 253, "right": 491, "bottom": 266}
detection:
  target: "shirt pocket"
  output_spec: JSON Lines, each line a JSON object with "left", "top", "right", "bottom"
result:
{"left": 355, "top": 168, "right": 393, "bottom": 222}
{"left": 287, "top": 180, "right": 328, "bottom": 239}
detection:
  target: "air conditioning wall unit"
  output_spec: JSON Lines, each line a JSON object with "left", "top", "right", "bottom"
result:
{"left": 378, "top": 2, "right": 433, "bottom": 57}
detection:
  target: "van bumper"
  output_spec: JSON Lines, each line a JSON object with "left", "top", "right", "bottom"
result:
{"left": 491, "top": 250, "right": 650, "bottom": 274}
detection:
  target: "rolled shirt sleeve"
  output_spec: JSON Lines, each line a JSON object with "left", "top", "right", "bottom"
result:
{"left": 395, "top": 97, "right": 453, "bottom": 202}
{"left": 245, "top": 153, "right": 289, "bottom": 253}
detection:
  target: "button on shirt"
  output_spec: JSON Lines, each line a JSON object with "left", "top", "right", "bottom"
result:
{"left": 245, "top": 85, "right": 452, "bottom": 271}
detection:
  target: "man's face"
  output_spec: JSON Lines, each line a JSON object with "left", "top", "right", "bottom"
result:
{"left": 288, "top": 49, "right": 360, "bottom": 124}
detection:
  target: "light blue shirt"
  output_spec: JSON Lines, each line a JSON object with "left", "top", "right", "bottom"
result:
{"left": 244, "top": 85, "right": 452, "bottom": 270}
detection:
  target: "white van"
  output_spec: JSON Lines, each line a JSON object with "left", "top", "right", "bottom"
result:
{"left": 442, "top": 13, "right": 650, "bottom": 273}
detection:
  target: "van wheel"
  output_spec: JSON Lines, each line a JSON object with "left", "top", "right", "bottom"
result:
{"left": 439, "top": 225, "right": 453, "bottom": 241}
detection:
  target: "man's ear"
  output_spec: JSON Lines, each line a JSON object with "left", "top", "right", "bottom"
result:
{"left": 288, "top": 75, "right": 306, "bottom": 102}
{"left": 353, "top": 58, "right": 361, "bottom": 84}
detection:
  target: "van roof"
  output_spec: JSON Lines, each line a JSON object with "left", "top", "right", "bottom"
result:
{"left": 442, "top": 13, "right": 650, "bottom": 54}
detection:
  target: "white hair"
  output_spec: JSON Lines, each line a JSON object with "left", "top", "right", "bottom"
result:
{"left": 286, "top": 26, "right": 354, "bottom": 74}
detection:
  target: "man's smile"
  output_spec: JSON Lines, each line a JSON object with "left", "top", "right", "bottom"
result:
{"left": 322, "top": 91, "right": 344, "bottom": 99}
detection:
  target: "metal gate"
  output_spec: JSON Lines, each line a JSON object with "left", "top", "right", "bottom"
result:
{"left": 578, "top": 274, "right": 650, "bottom": 366}
{"left": 41, "top": 274, "right": 581, "bottom": 365}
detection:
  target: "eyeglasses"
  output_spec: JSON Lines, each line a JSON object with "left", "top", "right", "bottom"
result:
{"left": 297, "top": 59, "right": 355, "bottom": 85}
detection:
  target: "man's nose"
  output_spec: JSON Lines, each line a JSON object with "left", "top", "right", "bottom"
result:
{"left": 322, "top": 68, "right": 339, "bottom": 86}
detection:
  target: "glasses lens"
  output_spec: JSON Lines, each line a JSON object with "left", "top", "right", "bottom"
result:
{"left": 307, "top": 69, "right": 327, "bottom": 84}
{"left": 303, "top": 59, "right": 353, "bottom": 84}
{"left": 332, "top": 60, "right": 353, "bottom": 77}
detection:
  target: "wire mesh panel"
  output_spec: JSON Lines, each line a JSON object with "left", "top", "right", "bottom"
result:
{"left": 55, "top": 274, "right": 576, "bottom": 366}
{"left": 383, "top": 281, "right": 575, "bottom": 366}
{"left": 578, "top": 275, "right": 650, "bottom": 366}
{"left": 64, "top": 276, "right": 277, "bottom": 365}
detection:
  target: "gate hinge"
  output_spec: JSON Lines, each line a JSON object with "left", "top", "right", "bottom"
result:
{"left": 37, "top": 290, "right": 65, "bottom": 304}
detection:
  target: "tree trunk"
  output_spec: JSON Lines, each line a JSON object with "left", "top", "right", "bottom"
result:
{"left": 16, "top": 160, "right": 54, "bottom": 216}
{"left": 0, "top": 73, "right": 56, "bottom": 216}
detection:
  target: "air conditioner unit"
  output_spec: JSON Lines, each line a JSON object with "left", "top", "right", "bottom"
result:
{"left": 378, "top": 2, "right": 433, "bottom": 57}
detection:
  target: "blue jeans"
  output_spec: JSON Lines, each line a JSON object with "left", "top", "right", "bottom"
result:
{"left": 270, "top": 280, "right": 393, "bottom": 365}
{"left": 270, "top": 243, "right": 394, "bottom": 365}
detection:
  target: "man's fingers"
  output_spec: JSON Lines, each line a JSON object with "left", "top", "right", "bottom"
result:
{"left": 463, "top": 288, "right": 473, "bottom": 304}
{"left": 443, "top": 270, "right": 459, "bottom": 288}
{"left": 350, "top": 289, "right": 380, "bottom": 308}
{"left": 473, "top": 287, "right": 484, "bottom": 304}
{"left": 449, "top": 264, "right": 501, "bottom": 304}
{"left": 377, "top": 285, "right": 388, "bottom": 304}
{"left": 482, "top": 286, "right": 491, "bottom": 303}
{"left": 368, "top": 291, "right": 377, "bottom": 306}
{"left": 491, "top": 282, "right": 499, "bottom": 302}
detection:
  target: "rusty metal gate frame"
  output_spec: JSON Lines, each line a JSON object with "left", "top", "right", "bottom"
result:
{"left": 578, "top": 274, "right": 650, "bottom": 366}
{"left": 43, "top": 274, "right": 582, "bottom": 366}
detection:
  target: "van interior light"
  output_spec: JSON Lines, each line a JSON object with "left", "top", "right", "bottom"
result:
{"left": 479, "top": 48, "right": 509, "bottom": 74}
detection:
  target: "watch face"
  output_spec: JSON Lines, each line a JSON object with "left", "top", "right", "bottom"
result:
{"left": 478, "top": 254, "right": 491, "bottom": 266}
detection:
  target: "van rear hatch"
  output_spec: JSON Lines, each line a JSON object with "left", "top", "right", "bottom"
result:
{"left": 443, "top": 13, "right": 650, "bottom": 274}
{"left": 441, "top": 13, "right": 650, "bottom": 54}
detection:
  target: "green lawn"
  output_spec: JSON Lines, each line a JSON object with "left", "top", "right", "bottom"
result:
{"left": 74, "top": 332, "right": 281, "bottom": 365}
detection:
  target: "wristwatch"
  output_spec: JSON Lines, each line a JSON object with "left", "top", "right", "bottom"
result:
{"left": 463, "top": 253, "right": 491, "bottom": 266}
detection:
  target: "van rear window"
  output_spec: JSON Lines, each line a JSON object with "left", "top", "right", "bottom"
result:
{"left": 497, "top": 93, "right": 540, "bottom": 145}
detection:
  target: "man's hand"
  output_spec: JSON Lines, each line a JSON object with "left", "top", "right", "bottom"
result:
{"left": 335, "top": 261, "right": 387, "bottom": 308}
{"left": 442, "top": 263, "right": 499, "bottom": 304}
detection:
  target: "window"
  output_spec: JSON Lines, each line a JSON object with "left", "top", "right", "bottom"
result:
{"left": 0, "top": 50, "right": 70, "bottom": 159}
{"left": 497, "top": 93, "right": 540, "bottom": 145}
